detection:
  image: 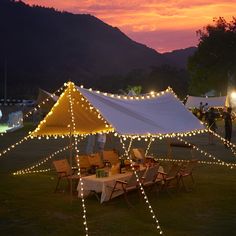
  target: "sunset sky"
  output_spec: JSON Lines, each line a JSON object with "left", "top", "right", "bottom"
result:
{"left": 24, "top": 0, "right": 236, "bottom": 52}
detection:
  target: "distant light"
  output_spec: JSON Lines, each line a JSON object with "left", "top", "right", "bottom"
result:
{"left": 150, "top": 91, "right": 155, "bottom": 95}
{"left": 231, "top": 92, "right": 236, "bottom": 99}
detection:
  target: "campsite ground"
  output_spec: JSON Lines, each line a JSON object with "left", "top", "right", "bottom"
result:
{"left": 0, "top": 122, "right": 236, "bottom": 236}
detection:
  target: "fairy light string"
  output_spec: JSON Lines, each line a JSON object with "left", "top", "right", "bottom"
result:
{"left": 176, "top": 136, "right": 235, "bottom": 169}
{"left": 209, "top": 129, "right": 236, "bottom": 154}
{"left": 212, "top": 132, "right": 236, "bottom": 158}
{"left": 0, "top": 135, "right": 31, "bottom": 158}
{"left": 145, "top": 137, "right": 154, "bottom": 156}
{"left": 119, "top": 136, "right": 163, "bottom": 235}
{"left": 68, "top": 82, "right": 89, "bottom": 236}
{"left": 154, "top": 157, "right": 236, "bottom": 167}
{"left": 14, "top": 168, "right": 52, "bottom": 174}
{"left": 12, "top": 143, "right": 78, "bottom": 175}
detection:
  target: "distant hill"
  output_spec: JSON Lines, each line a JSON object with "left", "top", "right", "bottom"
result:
{"left": 0, "top": 0, "right": 166, "bottom": 96}
{"left": 0, "top": 0, "right": 194, "bottom": 98}
{"left": 162, "top": 47, "right": 197, "bottom": 68}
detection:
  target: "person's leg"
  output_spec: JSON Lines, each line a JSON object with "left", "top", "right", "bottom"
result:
{"left": 225, "top": 127, "right": 230, "bottom": 147}
{"left": 228, "top": 128, "right": 232, "bottom": 143}
{"left": 208, "top": 133, "right": 213, "bottom": 144}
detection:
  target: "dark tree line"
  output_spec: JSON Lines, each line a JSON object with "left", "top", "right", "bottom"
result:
{"left": 94, "top": 66, "right": 189, "bottom": 98}
{"left": 188, "top": 17, "right": 236, "bottom": 95}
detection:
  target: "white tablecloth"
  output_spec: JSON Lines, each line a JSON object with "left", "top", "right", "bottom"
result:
{"left": 77, "top": 171, "right": 133, "bottom": 203}
{"left": 77, "top": 165, "right": 164, "bottom": 203}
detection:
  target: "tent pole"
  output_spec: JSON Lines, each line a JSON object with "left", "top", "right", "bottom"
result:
{"left": 145, "top": 137, "right": 153, "bottom": 156}
{"left": 69, "top": 126, "right": 73, "bottom": 199}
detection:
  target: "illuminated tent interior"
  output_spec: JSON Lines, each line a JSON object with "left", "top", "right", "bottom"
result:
{"left": 31, "top": 83, "right": 114, "bottom": 137}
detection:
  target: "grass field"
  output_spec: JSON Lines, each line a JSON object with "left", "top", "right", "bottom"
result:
{"left": 0, "top": 124, "right": 9, "bottom": 133}
{"left": 0, "top": 122, "right": 236, "bottom": 236}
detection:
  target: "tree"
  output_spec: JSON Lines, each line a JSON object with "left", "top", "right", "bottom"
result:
{"left": 126, "top": 85, "right": 142, "bottom": 95}
{"left": 188, "top": 17, "right": 236, "bottom": 95}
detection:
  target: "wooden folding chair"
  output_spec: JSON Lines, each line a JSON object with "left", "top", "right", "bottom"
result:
{"left": 131, "top": 148, "right": 146, "bottom": 163}
{"left": 102, "top": 150, "right": 119, "bottom": 165}
{"left": 52, "top": 159, "right": 80, "bottom": 193}
{"left": 158, "top": 162, "right": 182, "bottom": 193}
{"left": 179, "top": 159, "right": 198, "bottom": 191}
{"left": 109, "top": 169, "right": 146, "bottom": 205}
{"left": 141, "top": 164, "right": 162, "bottom": 193}
{"left": 75, "top": 155, "right": 91, "bottom": 176}
{"left": 142, "top": 164, "right": 160, "bottom": 186}
{"left": 131, "top": 148, "right": 154, "bottom": 164}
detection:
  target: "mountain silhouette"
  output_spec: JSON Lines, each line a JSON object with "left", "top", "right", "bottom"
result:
{"left": 0, "top": 0, "right": 194, "bottom": 98}
{"left": 162, "top": 47, "right": 197, "bottom": 68}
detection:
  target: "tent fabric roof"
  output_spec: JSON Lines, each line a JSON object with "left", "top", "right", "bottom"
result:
{"left": 185, "top": 96, "right": 228, "bottom": 108}
{"left": 31, "top": 83, "right": 113, "bottom": 137}
{"left": 76, "top": 86, "right": 205, "bottom": 135}
{"left": 31, "top": 83, "right": 205, "bottom": 137}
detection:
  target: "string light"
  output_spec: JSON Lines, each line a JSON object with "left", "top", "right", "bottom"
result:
{"left": 68, "top": 82, "right": 89, "bottom": 236}
{"left": 145, "top": 137, "right": 153, "bottom": 156}
{"left": 0, "top": 130, "right": 7, "bottom": 136}
{"left": 154, "top": 157, "right": 236, "bottom": 167}
{"left": 211, "top": 130, "right": 236, "bottom": 157}
{"left": 119, "top": 137, "right": 163, "bottom": 235}
{"left": 0, "top": 135, "right": 30, "bottom": 158}
{"left": 210, "top": 129, "right": 236, "bottom": 150}
{"left": 13, "top": 168, "right": 52, "bottom": 175}
{"left": 78, "top": 85, "right": 174, "bottom": 101}
{"left": 12, "top": 143, "right": 79, "bottom": 175}
{"left": 176, "top": 137, "right": 235, "bottom": 169}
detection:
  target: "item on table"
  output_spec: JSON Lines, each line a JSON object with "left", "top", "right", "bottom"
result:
{"left": 96, "top": 169, "right": 106, "bottom": 178}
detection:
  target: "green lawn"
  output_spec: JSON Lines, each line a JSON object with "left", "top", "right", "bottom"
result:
{"left": 0, "top": 122, "right": 236, "bottom": 236}
{"left": 0, "top": 124, "right": 9, "bottom": 133}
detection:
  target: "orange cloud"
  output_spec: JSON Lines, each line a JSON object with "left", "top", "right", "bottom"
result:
{"left": 24, "top": 0, "right": 236, "bottom": 52}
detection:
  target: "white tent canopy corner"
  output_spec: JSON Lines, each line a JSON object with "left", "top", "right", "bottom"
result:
{"left": 185, "top": 95, "right": 229, "bottom": 109}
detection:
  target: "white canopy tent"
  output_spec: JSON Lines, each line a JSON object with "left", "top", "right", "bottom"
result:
{"left": 32, "top": 83, "right": 205, "bottom": 137}
{"left": 185, "top": 95, "right": 229, "bottom": 109}
{"left": 76, "top": 86, "right": 205, "bottom": 136}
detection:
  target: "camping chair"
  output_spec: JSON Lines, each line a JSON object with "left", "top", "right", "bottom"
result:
{"left": 142, "top": 164, "right": 159, "bottom": 186}
{"left": 108, "top": 169, "right": 146, "bottom": 205}
{"left": 75, "top": 155, "right": 91, "bottom": 176}
{"left": 52, "top": 159, "right": 80, "bottom": 193}
{"left": 141, "top": 164, "right": 162, "bottom": 192}
{"left": 131, "top": 148, "right": 145, "bottom": 163}
{"left": 102, "top": 150, "right": 119, "bottom": 165}
{"left": 157, "top": 162, "right": 182, "bottom": 193}
{"left": 131, "top": 148, "right": 154, "bottom": 164}
{"left": 88, "top": 153, "right": 104, "bottom": 168}
{"left": 179, "top": 159, "right": 198, "bottom": 191}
